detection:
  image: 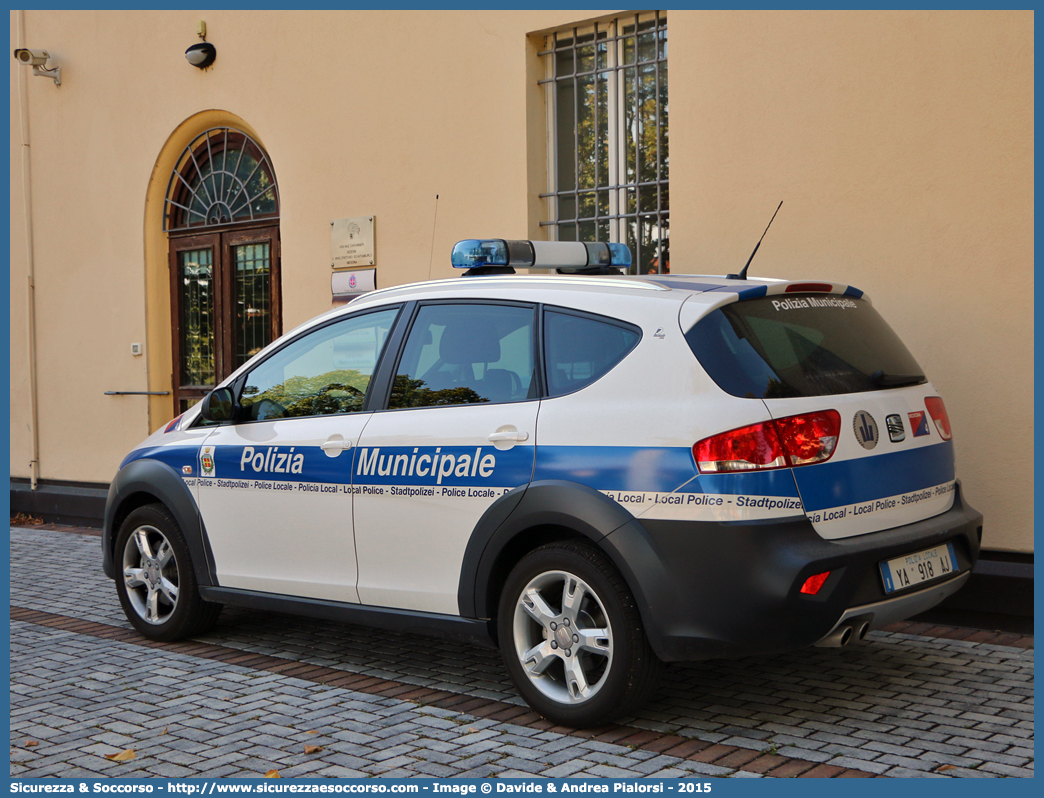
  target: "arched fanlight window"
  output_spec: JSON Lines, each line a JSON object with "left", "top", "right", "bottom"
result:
{"left": 164, "top": 128, "right": 279, "bottom": 232}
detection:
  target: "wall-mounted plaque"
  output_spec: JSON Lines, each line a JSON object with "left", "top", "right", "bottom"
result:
{"left": 331, "top": 268, "right": 376, "bottom": 305}
{"left": 331, "top": 216, "right": 375, "bottom": 268}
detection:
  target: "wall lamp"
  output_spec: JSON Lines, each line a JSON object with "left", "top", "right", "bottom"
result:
{"left": 185, "top": 42, "right": 216, "bottom": 69}
{"left": 185, "top": 20, "right": 216, "bottom": 69}
{"left": 13, "top": 48, "right": 61, "bottom": 86}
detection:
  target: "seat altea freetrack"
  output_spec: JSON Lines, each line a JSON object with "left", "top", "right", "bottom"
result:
{"left": 103, "top": 239, "right": 982, "bottom": 727}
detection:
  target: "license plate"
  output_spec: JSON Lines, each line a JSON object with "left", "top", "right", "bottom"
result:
{"left": 879, "top": 542, "right": 959, "bottom": 594}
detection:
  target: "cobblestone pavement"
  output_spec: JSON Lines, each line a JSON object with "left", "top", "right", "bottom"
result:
{"left": 10, "top": 526, "right": 1034, "bottom": 779}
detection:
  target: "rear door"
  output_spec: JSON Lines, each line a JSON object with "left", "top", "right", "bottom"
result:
{"left": 353, "top": 301, "right": 539, "bottom": 614}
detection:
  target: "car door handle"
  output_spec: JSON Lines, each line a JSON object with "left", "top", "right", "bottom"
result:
{"left": 488, "top": 430, "right": 529, "bottom": 443}
{"left": 321, "top": 439, "right": 353, "bottom": 451}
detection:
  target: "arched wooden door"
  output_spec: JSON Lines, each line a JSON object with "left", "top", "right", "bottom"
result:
{"left": 164, "top": 128, "right": 281, "bottom": 412}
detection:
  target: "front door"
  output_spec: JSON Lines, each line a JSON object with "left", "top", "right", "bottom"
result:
{"left": 196, "top": 306, "right": 400, "bottom": 602}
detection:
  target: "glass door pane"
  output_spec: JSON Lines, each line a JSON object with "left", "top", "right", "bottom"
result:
{"left": 179, "top": 248, "right": 216, "bottom": 387}
{"left": 233, "top": 242, "right": 272, "bottom": 368}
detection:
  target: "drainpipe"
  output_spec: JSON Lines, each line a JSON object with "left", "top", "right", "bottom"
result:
{"left": 17, "top": 9, "right": 41, "bottom": 490}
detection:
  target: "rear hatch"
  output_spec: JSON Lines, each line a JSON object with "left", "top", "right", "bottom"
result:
{"left": 684, "top": 284, "right": 957, "bottom": 540}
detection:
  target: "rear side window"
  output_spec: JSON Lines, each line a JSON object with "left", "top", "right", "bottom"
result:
{"left": 686, "top": 294, "right": 925, "bottom": 398}
{"left": 544, "top": 309, "right": 641, "bottom": 398}
{"left": 389, "top": 303, "right": 536, "bottom": 408}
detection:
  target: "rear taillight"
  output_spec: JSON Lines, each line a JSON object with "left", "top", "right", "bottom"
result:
{"left": 924, "top": 396, "right": 952, "bottom": 441}
{"left": 694, "top": 410, "right": 841, "bottom": 474}
{"left": 774, "top": 410, "right": 841, "bottom": 466}
{"left": 694, "top": 420, "right": 786, "bottom": 473}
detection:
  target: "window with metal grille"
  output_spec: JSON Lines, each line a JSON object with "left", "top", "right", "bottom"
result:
{"left": 539, "top": 12, "right": 668, "bottom": 275}
{"left": 164, "top": 128, "right": 278, "bottom": 232}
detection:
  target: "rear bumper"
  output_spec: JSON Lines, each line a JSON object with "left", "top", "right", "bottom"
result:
{"left": 813, "top": 570, "right": 970, "bottom": 647}
{"left": 626, "top": 482, "right": 982, "bottom": 661}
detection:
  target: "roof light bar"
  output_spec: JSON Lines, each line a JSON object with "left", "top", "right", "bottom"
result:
{"left": 451, "top": 239, "right": 631, "bottom": 276}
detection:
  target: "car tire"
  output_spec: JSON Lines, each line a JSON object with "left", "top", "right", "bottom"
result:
{"left": 498, "top": 540, "right": 660, "bottom": 727}
{"left": 114, "top": 504, "right": 222, "bottom": 642}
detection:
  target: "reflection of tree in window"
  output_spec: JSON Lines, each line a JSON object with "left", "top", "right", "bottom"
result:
{"left": 389, "top": 376, "right": 489, "bottom": 409}
{"left": 180, "top": 251, "right": 215, "bottom": 386}
{"left": 762, "top": 378, "right": 799, "bottom": 400}
{"left": 242, "top": 369, "right": 370, "bottom": 419}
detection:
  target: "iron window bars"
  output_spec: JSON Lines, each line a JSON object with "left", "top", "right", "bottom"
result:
{"left": 164, "top": 128, "right": 279, "bottom": 232}
{"left": 539, "top": 12, "right": 668, "bottom": 275}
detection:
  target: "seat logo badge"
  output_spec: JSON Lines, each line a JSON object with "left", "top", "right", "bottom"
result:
{"left": 853, "top": 411, "right": 879, "bottom": 449}
{"left": 885, "top": 414, "right": 905, "bottom": 443}
{"left": 909, "top": 410, "right": 930, "bottom": 437}
{"left": 200, "top": 445, "right": 216, "bottom": 477}
{"left": 653, "top": 328, "right": 665, "bottom": 339}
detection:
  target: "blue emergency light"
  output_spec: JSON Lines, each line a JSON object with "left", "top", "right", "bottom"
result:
{"left": 451, "top": 239, "right": 631, "bottom": 277}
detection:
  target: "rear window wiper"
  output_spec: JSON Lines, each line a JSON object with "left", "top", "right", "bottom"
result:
{"left": 870, "top": 370, "right": 926, "bottom": 388}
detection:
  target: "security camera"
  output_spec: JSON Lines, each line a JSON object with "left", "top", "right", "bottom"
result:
{"left": 13, "top": 48, "right": 60, "bottom": 85}
{"left": 13, "top": 48, "right": 49, "bottom": 66}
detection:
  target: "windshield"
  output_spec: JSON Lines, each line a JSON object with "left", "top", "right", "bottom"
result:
{"left": 685, "top": 294, "right": 926, "bottom": 399}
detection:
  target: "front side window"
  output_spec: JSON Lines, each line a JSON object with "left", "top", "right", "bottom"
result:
{"left": 540, "top": 12, "right": 668, "bottom": 275}
{"left": 239, "top": 308, "right": 399, "bottom": 421}
{"left": 389, "top": 304, "right": 536, "bottom": 409}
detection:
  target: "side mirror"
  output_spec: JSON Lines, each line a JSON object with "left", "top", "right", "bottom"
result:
{"left": 200, "top": 387, "right": 235, "bottom": 422}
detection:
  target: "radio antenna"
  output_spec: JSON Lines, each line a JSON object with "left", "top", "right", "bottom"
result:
{"left": 729, "top": 201, "right": 782, "bottom": 280}
{"left": 427, "top": 194, "right": 440, "bottom": 281}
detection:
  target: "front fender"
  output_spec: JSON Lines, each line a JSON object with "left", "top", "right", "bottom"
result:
{"left": 102, "top": 459, "right": 217, "bottom": 588}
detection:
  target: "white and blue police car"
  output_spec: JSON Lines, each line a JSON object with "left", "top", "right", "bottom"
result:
{"left": 103, "top": 239, "right": 982, "bottom": 727}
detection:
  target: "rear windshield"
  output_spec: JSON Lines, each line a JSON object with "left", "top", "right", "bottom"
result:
{"left": 685, "top": 294, "right": 926, "bottom": 399}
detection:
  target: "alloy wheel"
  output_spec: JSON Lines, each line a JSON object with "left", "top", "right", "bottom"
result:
{"left": 511, "top": 569, "right": 614, "bottom": 705}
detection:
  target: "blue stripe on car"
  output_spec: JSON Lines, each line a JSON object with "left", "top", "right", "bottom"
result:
{"left": 726, "top": 284, "right": 769, "bottom": 300}
{"left": 533, "top": 445, "right": 801, "bottom": 497}
{"left": 678, "top": 468, "right": 801, "bottom": 498}
{"left": 645, "top": 279, "right": 736, "bottom": 292}
{"left": 533, "top": 446, "right": 697, "bottom": 492}
{"left": 794, "top": 441, "right": 955, "bottom": 511}
{"left": 124, "top": 442, "right": 808, "bottom": 499}
{"left": 121, "top": 445, "right": 196, "bottom": 472}
{"left": 127, "top": 440, "right": 948, "bottom": 512}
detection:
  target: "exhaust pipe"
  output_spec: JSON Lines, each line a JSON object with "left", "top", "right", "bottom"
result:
{"left": 814, "top": 624, "right": 853, "bottom": 648}
{"left": 815, "top": 616, "right": 873, "bottom": 648}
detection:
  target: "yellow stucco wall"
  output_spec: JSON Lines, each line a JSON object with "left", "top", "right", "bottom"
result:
{"left": 669, "top": 11, "right": 1033, "bottom": 553}
{"left": 8, "top": 10, "right": 1032, "bottom": 551}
